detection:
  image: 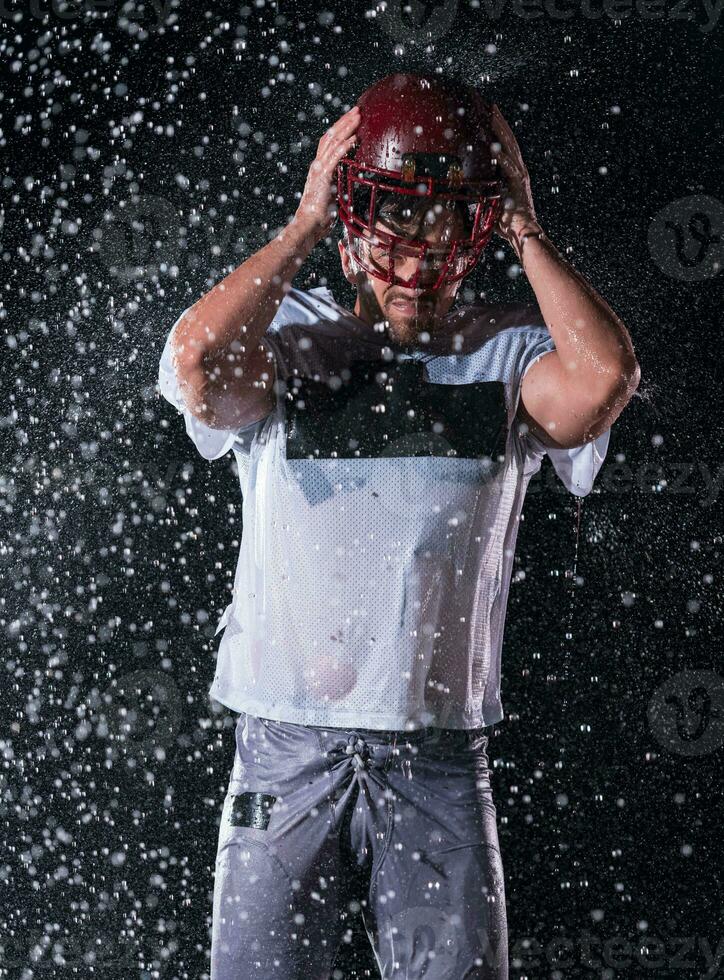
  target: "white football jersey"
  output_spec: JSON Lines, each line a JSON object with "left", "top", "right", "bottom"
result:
{"left": 158, "top": 286, "right": 610, "bottom": 730}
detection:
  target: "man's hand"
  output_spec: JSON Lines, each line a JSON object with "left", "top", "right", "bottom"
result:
{"left": 294, "top": 105, "right": 361, "bottom": 241}
{"left": 489, "top": 104, "right": 541, "bottom": 255}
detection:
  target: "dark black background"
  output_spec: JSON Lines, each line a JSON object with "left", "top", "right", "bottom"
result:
{"left": 2, "top": 0, "right": 723, "bottom": 977}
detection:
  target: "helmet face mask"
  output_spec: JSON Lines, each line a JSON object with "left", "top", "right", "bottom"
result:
{"left": 336, "top": 73, "right": 504, "bottom": 292}
{"left": 341, "top": 186, "right": 497, "bottom": 290}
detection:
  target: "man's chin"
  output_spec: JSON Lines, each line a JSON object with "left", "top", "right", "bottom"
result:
{"left": 385, "top": 324, "right": 430, "bottom": 351}
{"left": 386, "top": 303, "right": 435, "bottom": 325}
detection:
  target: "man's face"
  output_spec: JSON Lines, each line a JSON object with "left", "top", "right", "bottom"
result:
{"left": 338, "top": 202, "right": 466, "bottom": 350}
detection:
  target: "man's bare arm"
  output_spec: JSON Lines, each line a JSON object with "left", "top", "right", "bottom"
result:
{"left": 171, "top": 104, "right": 360, "bottom": 430}
{"left": 490, "top": 104, "right": 640, "bottom": 450}
{"left": 171, "top": 220, "right": 319, "bottom": 430}
{"left": 514, "top": 232, "right": 640, "bottom": 449}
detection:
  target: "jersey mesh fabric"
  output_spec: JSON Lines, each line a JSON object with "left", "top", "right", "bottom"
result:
{"left": 158, "top": 286, "right": 611, "bottom": 730}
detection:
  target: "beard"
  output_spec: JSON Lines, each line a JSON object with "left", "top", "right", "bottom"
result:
{"left": 354, "top": 276, "right": 451, "bottom": 353}
{"left": 383, "top": 302, "right": 439, "bottom": 351}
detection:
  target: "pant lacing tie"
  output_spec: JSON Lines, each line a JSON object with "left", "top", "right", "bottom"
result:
{"left": 344, "top": 733, "right": 369, "bottom": 771}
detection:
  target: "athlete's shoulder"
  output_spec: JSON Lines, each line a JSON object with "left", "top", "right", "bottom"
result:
{"left": 263, "top": 285, "right": 380, "bottom": 380}
{"left": 429, "top": 300, "right": 551, "bottom": 385}
{"left": 265, "top": 285, "right": 337, "bottom": 333}
{"left": 444, "top": 299, "right": 547, "bottom": 350}
{"left": 268, "top": 284, "right": 372, "bottom": 336}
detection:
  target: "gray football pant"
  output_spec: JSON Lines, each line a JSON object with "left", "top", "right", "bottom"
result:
{"left": 211, "top": 713, "right": 508, "bottom": 979}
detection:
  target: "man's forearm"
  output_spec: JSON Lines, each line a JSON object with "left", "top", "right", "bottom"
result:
{"left": 512, "top": 218, "right": 639, "bottom": 395}
{"left": 172, "top": 216, "right": 320, "bottom": 374}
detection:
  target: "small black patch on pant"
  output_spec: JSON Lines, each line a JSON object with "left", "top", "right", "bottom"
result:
{"left": 229, "top": 792, "right": 277, "bottom": 830}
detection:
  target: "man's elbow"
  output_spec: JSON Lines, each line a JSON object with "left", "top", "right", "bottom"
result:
{"left": 629, "top": 359, "right": 642, "bottom": 393}
{"left": 612, "top": 356, "right": 641, "bottom": 404}
{"left": 169, "top": 333, "right": 219, "bottom": 424}
{"left": 595, "top": 354, "right": 640, "bottom": 406}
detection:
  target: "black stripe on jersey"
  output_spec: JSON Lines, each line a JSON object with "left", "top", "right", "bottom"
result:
{"left": 284, "top": 358, "right": 507, "bottom": 461}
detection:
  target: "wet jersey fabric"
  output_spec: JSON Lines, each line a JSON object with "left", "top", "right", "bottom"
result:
{"left": 158, "top": 286, "right": 611, "bottom": 730}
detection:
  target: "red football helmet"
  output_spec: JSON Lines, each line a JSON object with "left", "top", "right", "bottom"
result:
{"left": 337, "top": 72, "right": 504, "bottom": 292}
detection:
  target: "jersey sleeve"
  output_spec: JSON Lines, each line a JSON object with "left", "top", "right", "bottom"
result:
{"left": 157, "top": 302, "right": 287, "bottom": 461}
{"left": 158, "top": 286, "right": 341, "bottom": 460}
{"left": 511, "top": 325, "right": 611, "bottom": 498}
